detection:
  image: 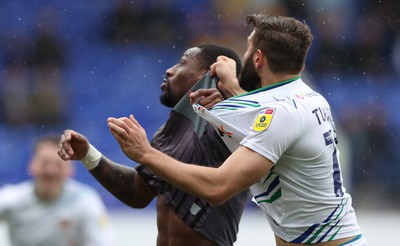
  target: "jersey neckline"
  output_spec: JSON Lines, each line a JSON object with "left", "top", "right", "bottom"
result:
{"left": 232, "top": 76, "right": 301, "bottom": 98}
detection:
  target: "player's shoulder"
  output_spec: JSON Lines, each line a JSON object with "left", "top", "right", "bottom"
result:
{"left": 0, "top": 181, "right": 33, "bottom": 203}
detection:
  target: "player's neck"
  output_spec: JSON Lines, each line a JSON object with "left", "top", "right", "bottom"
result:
{"left": 35, "top": 183, "right": 63, "bottom": 202}
{"left": 261, "top": 73, "right": 300, "bottom": 87}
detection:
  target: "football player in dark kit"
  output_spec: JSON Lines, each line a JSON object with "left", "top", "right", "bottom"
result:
{"left": 59, "top": 43, "right": 251, "bottom": 246}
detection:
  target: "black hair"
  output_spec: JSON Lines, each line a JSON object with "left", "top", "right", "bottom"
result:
{"left": 195, "top": 43, "right": 242, "bottom": 76}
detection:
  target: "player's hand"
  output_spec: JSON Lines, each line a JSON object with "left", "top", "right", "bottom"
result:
{"left": 58, "top": 129, "right": 90, "bottom": 161}
{"left": 210, "top": 56, "right": 243, "bottom": 98}
{"left": 107, "top": 115, "right": 151, "bottom": 163}
{"left": 189, "top": 88, "right": 223, "bottom": 109}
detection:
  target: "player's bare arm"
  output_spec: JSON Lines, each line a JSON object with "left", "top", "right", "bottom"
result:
{"left": 91, "top": 156, "right": 155, "bottom": 208}
{"left": 58, "top": 129, "right": 155, "bottom": 208}
{"left": 107, "top": 114, "right": 273, "bottom": 205}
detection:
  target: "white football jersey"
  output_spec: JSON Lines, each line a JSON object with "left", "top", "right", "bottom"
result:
{"left": 194, "top": 77, "right": 362, "bottom": 243}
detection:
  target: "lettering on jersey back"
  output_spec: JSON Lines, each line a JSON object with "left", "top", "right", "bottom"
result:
{"left": 312, "top": 106, "right": 333, "bottom": 125}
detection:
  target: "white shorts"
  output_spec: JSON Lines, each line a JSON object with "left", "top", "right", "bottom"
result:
{"left": 340, "top": 234, "right": 368, "bottom": 246}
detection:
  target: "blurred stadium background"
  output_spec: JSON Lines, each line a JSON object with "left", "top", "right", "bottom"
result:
{"left": 0, "top": 0, "right": 399, "bottom": 245}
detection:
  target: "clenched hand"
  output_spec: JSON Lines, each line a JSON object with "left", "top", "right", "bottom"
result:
{"left": 58, "top": 129, "right": 90, "bottom": 161}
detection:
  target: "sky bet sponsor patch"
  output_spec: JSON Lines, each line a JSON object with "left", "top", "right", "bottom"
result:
{"left": 253, "top": 108, "right": 275, "bottom": 132}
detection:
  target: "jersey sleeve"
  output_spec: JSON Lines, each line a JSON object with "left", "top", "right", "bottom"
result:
{"left": 240, "top": 102, "right": 301, "bottom": 164}
{"left": 77, "top": 189, "right": 115, "bottom": 246}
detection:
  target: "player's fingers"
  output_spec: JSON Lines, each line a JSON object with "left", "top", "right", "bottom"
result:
{"left": 59, "top": 131, "right": 74, "bottom": 156}
{"left": 190, "top": 89, "right": 213, "bottom": 104}
{"left": 211, "top": 56, "right": 231, "bottom": 78}
{"left": 120, "top": 115, "right": 137, "bottom": 130}
{"left": 64, "top": 130, "right": 77, "bottom": 155}
{"left": 189, "top": 92, "right": 205, "bottom": 105}
{"left": 64, "top": 129, "right": 77, "bottom": 141}
{"left": 217, "top": 55, "right": 228, "bottom": 62}
{"left": 118, "top": 115, "right": 144, "bottom": 137}
{"left": 199, "top": 91, "right": 223, "bottom": 110}
{"left": 57, "top": 146, "right": 65, "bottom": 160}
{"left": 108, "top": 127, "right": 126, "bottom": 145}
{"left": 109, "top": 117, "right": 129, "bottom": 131}
{"left": 129, "top": 114, "right": 143, "bottom": 130}
{"left": 58, "top": 143, "right": 72, "bottom": 160}
{"left": 107, "top": 117, "right": 129, "bottom": 142}
{"left": 210, "top": 62, "right": 217, "bottom": 76}
{"left": 70, "top": 130, "right": 85, "bottom": 141}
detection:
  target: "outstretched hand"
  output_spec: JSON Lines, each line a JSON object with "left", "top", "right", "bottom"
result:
{"left": 107, "top": 115, "right": 152, "bottom": 163}
{"left": 58, "top": 129, "right": 90, "bottom": 161}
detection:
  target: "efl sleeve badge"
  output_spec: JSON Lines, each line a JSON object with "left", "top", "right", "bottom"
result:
{"left": 252, "top": 108, "right": 275, "bottom": 132}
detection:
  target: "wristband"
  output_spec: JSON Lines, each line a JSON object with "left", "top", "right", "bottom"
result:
{"left": 81, "top": 144, "right": 102, "bottom": 170}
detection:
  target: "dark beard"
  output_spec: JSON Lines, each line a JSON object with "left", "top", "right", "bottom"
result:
{"left": 238, "top": 58, "right": 261, "bottom": 92}
{"left": 159, "top": 90, "right": 178, "bottom": 108}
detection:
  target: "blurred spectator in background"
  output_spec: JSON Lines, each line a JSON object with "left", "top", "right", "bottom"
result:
{"left": 339, "top": 103, "right": 399, "bottom": 209}
{"left": 187, "top": 0, "right": 288, "bottom": 56}
{"left": 0, "top": 7, "right": 67, "bottom": 128}
{"left": 284, "top": 0, "right": 355, "bottom": 76}
{"left": 27, "top": 8, "right": 67, "bottom": 126}
{"left": 0, "top": 134, "right": 114, "bottom": 246}
{"left": 0, "top": 34, "right": 32, "bottom": 126}
{"left": 284, "top": 0, "right": 399, "bottom": 77}
{"left": 102, "top": 1, "right": 187, "bottom": 46}
{"left": 350, "top": 1, "right": 395, "bottom": 76}
{"left": 392, "top": 33, "right": 400, "bottom": 76}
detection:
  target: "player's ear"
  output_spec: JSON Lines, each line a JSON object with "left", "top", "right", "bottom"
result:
{"left": 254, "top": 49, "right": 264, "bottom": 68}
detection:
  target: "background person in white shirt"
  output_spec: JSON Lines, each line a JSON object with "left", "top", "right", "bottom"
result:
{"left": 0, "top": 134, "right": 114, "bottom": 246}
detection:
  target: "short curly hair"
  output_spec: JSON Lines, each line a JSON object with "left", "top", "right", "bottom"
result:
{"left": 196, "top": 43, "right": 242, "bottom": 76}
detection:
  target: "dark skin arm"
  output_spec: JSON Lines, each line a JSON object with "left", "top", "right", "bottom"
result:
{"left": 58, "top": 129, "right": 156, "bottom": 208}
{"left": 90, "top": 156, "right": 155, "bottom": 208}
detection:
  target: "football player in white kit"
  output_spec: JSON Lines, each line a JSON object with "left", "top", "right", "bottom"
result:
{"left": 103, "top": 14, "right": 367, "bottom": 245}
{"left": 0, "top": 135, "right": 113, "bottom": 246}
